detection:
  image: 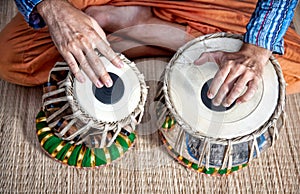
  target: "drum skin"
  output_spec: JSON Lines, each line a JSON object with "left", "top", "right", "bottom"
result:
{"left": 156, "top": 33, "right": 286, "bottom": 176}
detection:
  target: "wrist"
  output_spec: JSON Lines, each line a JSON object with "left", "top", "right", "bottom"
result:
{"left": 241, "top": 43, "right": 272, "bottom": 62}
{"left": 37, "top": 0, "right": 67, "bottom": 19}
{"left": 37, "top": 0, "right": 51, "bottom": 18}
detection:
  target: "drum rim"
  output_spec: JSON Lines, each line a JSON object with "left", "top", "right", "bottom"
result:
{"left": 162, "top": 32, "right": 286, "bottom": 143}
{"left": 64, "top": 54, "right": 148, "bottom": 132}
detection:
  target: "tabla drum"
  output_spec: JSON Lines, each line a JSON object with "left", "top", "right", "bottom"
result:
{"left": 155, "top": 33, "right": 286, "bottom": 175}
{"left": 36, "top": 54, "right": 147, "bottom": 168}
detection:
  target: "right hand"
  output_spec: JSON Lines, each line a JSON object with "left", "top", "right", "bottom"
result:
{"left": 37, "top": 0, "right": 124, "bottom": 88}
{"left": 194, "top": 43, "right": 271, "bottom": 107}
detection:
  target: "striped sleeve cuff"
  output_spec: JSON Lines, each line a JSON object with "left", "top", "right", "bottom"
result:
{"left": 14, "top": 0, "right": 46, "bottom": 29}
{"left": 243, "top": 0, "right": 299, "bottom": 55}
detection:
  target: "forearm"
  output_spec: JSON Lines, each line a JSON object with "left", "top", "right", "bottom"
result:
{"left": 243, "top": 0, "right": 299, "bottom": 54}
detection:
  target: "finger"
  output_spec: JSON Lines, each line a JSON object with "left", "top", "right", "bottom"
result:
{"left": 220, "top": 62, "right": 247, "bottom": 87}
{"left": 85, "top": 51, "right": 113, "bottom": 88}
{"left": 94, "top": 34, "right": 125, "bottom": 68}
{"left": 194, "top": 52, "right": 221, "bottom": 65}
{"left": 73, "top": 49, "right": 104, "bottom": 88}
{"left": 90, "top": 17, "right": 110, "bottom": 45}
{"left": 210, "top": 62, "right": 246, "bottom": 104}
{"left": 80, "top": 37, "right": 113, "bottom": 88}
{"left": 236, "top": 78, "right": 259, "bottom": 104}
{"left": 61, "top": 52, "right": 85, "bottom": 83}
{"left": 81, "top": 35, "right": 113, "bottom": 87}
{"left": 222, "top": 72, "right": 253, "bottom": 107}
{"left": 208, "top": 64, "right": 231, "bottom": 99}
{"left": 212, "top": 78, "right": 237, "bottom": 106}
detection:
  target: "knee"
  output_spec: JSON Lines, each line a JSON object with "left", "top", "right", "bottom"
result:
{"left": 0, "top": 62, "right": 49, "bottom": 87}
{"left": 0, "top": 13, "right": 56, "bottom": 86}
{"left": 85, "top": 6, "right": 111, "bottom": 29}
{"left": 0, "top": 40, "right": 53, "bottom": 87}
{"left": 0, "top": 42, "right": 20, "bottom": 85}
{"left": 85, "top": 5, "right": 153, "bottom": 32}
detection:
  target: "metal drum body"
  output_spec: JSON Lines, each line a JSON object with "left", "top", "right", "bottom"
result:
{"left": 156, "top": 33, "right": 286, "bottom": 175}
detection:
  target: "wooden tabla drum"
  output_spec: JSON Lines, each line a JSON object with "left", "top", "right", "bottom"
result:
{"left": 36, "top": 54, "right": 147, "bottom": 168}
{"left": 155, "top": 33, "right": 286, "bottom": 175}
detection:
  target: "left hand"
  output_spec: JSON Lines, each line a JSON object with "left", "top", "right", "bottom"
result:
{"left": 194, "top": 43, "right": 272, "bottom": 107}
{"left": 37, "top": 0, "right": 124, "bottom": 88}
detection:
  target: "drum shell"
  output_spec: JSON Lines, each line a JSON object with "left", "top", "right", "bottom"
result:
{"left": 155, "top": 33, "right": 286, "bottom": 175}
{"left": 37, "top": 54, "right": 147, "bottom": 168}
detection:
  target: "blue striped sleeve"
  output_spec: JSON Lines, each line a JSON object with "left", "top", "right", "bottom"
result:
{"left": 14, "top": 0, "right": 45, "bottom": 29}
{"left": 243, "top": 0, "right": 299, "bottom": 54}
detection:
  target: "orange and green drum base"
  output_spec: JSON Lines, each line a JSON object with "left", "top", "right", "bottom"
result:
{"left": 161, "top": 115, "right": 176, "bottom": 131}
{"left": 36, "top": 110, "right": 136, "bottom": 168}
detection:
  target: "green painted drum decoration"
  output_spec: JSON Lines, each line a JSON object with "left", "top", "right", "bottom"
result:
{"left": 155, "top": 33, "right": 286, "bottom": 175}
{"left": 36, "top": 54, "right": 147, "bottom": 168}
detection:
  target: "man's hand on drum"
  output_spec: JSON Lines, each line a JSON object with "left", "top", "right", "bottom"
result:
{"left": 37, "top": 0, "right": 124, "bottom": 88}
{"left": 194, "top": 43, "right": 272, "bottom": 107}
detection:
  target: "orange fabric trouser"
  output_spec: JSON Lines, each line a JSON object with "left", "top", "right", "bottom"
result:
{"left": 0, "top": 0, "right": 299, "bottom": 94}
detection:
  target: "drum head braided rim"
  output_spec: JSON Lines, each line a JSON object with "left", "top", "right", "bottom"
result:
{"left": 162, "top": 32, "right": 286, "bottom": 143}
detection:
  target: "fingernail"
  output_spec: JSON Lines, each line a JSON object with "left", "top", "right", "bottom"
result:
{"left": 118, "top": 62, "right": 124, "bottom": 68}
{"left": 96, "top": 80, "right": 103, "bottom": 88}
{"left": 105, "top": 78, "right": 113, "bottom": 88}
{"left": 77, "top": 75, "right": 85, "bottom": 83}
{"left": 212, "top": 99, "right": 220, "bottom": 106}
{"left": 207, "top": 92, "right": 213, "bottom": 99}
{"left": 236, "top": 100, "right": 242, "bottom": 105}
{"left": 223, "top": 102, "right": 229, "bottom": 107}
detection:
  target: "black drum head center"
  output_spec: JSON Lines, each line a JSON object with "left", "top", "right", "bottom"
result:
{"left": 92, "top": 72, "right": 124, "bottom": 105}
{"left": 201, "top": 78, "right": 235, "bottom": 112}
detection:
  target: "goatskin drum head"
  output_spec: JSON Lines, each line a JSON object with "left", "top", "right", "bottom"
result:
{"left": 74, "top": 56, "right": 141, "bottom": 122}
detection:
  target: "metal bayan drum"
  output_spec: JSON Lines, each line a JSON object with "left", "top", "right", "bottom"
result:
{"left": 155, "top": 33, "right": 286, "bottom": 175}
{"left": 36, "top": 54, "right": 147, "bottom": 168}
